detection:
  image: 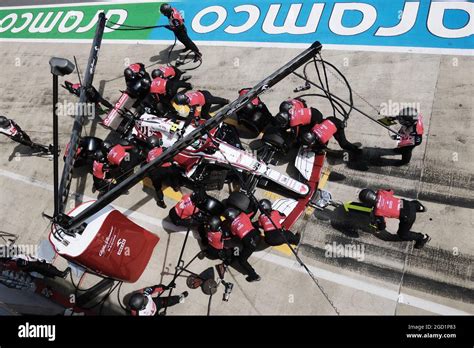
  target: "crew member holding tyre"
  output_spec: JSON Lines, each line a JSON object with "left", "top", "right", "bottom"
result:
{"left": 275, "top": 104, "right": 360, "bottom": 152}
{"left": 149, "top": 76, "right": 192, "bottom": 117}
{"left": 236, "top": 88, "right": 273, "bottom": 134}
{"left": 168, "top": 190, "right": 205, "bottom": 227}
{"left": 224, "top": 208, "right": 261, "bottom": 282}
{"left": 258, "top": 199, "right": 301, "bottom": 246}
{"left": 358, "top": 188, "right": 431, "bottom": 249}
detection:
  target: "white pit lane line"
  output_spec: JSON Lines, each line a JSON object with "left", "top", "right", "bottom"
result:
{"left": 0, "top": 168, "right": 469, "bottom": 315}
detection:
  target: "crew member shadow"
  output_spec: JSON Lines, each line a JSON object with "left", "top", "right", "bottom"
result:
{"left": 150, "top": 44, "right": 182, "bottom": 65}
{"left": 318, "top": 205, "right": 405, "bottom": 243}
{"left": 326, "top": 147, "right": 407, "bottom": 171}
{"left": 7, "top": 144, "right": 50, "bottom": 162}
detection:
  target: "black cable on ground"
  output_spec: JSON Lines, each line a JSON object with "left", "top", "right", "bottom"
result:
{"left": 301, "top": 55, "right": 355, "bottom": 123}
{"left": 116, "top": 281, "right": 128, "bottom": 311}
{"left": 105, "top": 20, "right": 166, "bottom": 31}
{"left": 207, "top": 292, "right": 213, "bottom": 316}
{"left": 161, "top": 204, "right": 198, "bottom": 315}
{"left": 292, "top": 69, "right": 400, "bottom": 135}
{"left": 295, "top": 93, "right": 349, "bottom": 119}
{"left": 105, "top": 19, "right": 188, "bottom": 70}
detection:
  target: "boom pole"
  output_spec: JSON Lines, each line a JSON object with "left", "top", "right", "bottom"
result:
{"left": 58, "top": 13, "right": 106, "bottom": 214}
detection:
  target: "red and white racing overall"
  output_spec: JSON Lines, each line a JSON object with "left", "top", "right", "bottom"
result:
{"left": 230, "top": 212, "right": 260, "bottom": 278}
{"left": 258, "top": 210, "right": 300, "bottom": 246}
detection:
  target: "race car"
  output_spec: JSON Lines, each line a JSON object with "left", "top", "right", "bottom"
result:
{"left": 132, "top": 114, "right": 313, "bottom": 197}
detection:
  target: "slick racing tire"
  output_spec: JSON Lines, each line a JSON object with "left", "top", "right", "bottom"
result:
{"left": 226, "top": 191, "right": 253, "bottom": 213}
{"left": 239, "top": 111, "right": 270, "bottom": 135}
{"left": 262, "top": 127, "right": 290, "bottom": 154}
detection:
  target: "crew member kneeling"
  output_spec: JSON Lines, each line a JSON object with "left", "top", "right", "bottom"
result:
{"left": 168, "top": 191, "right": 204, "bottom": 227}
{"left": 202, "top": 216, "right": 233, "bottom": 265}
{"left": 258, "top": 199, "right": 301, "bottom": 246}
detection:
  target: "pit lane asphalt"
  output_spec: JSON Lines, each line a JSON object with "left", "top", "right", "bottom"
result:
{"left": 0, "top": 40, "right": 472, "bottom": 315}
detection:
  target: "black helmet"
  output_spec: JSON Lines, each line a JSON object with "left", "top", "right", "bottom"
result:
{"left": 128, "top": 293, "right": 147, "bottom": 311}
{"left": 223, "top": 208, "right": 239, "bottom": 221}
{"left": 191, "top": 190, "right": 207, "bottom": 205}
{"left": 16, "top": 258, "right": 29, "bottom": 268}
{"left": 198, "top": 197, "right": 225, "bottom": 215}
{"left": 359, "top": 188, "right": 377, "bottom": 206}
{"left": 259, "top": 199, "right": 272, "bottom": 212}
{"left": 275, "top": 111, "right": 290, "bottom": 128}
{"left": 302, "top": 131, "right": 317, "bottom": 146}
{"left": 279, "top": 101, "right": 293, "bottom": 113}
{"left": 81, "top": 137, "right": 103, "bottom": 153}
{"left": 139, "top": 78, "right": 151, "bottom": 92}
{"left": 0, "top": 115, "right": 10, "bottom": 128}
{"left": 128, "top": 78, "right": 151, "bottom": 97}
{"left": 397, "top": 107, "right": 419, "bottom": 126}
{"left": 160, "top": 3, "right": 173, "bottom": 16}
{"left": 151, "top": 68, "right": 164, "bottom": 79}
{"left": 208, "top": 216, "right": 222, "bottom": 231}
{"left": 124, "top": 67, "right": 137, "bottom": 82}
{"left": 102, "top": 141, "right": 113, "bottom": 153}
{"left": 174, "top": 93, "right": 189, "bottom": 105}
{"left": 94, "top": 149, "right": 106, "bottom": 162}
{"left": 147, "top": 135, "right": 163, "bottom": 148}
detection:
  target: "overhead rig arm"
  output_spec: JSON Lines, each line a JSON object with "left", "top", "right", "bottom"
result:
{"left": 58, "top": 13, "right": 106, "bottom": 214}
{"left": 60, "top": 41, "right": 323, "bottom": 231}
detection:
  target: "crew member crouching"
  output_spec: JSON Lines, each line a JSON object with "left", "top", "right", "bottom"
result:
{"left": 144, "top": 135, "right": 183, "bottom": 209}
{"left": 258, "top": 199, "right": 301, "bottom": 246}
{"left": 358, "top": 188, "right": 430, "bottom": 249}
{"left": 224, "top": 208, "right": 261, "bottom": 282}
{"left": 168, "top": 191, "right": 205, "bottom": 227}
{"left": 201, "top": 216, "right": 233, "bottom": 265}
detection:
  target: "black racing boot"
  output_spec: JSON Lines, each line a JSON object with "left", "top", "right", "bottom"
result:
{"left": 60, "top": 267, "right": 71, "bottom": 278}
{"left": 245, "top": 274, "right": 261, "bottom": 283}
{"left": 156, "top": 200, "right": 167, "bottom": 209}
{"left": 414, "top": 234, "right": 431, "bottom": 249}
{"left": 293, "top": 232, "right": 301, "bottom": 245}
